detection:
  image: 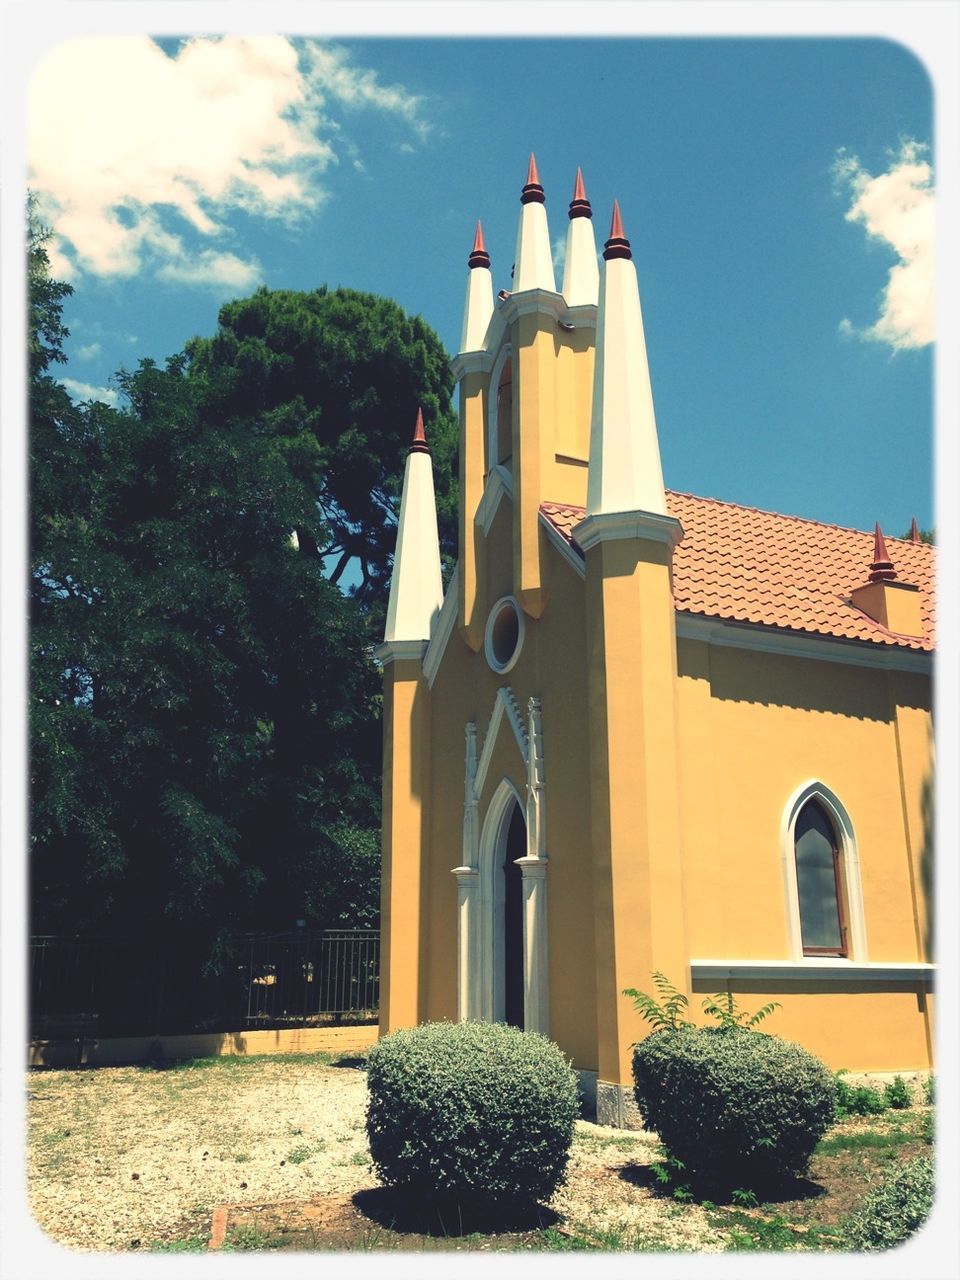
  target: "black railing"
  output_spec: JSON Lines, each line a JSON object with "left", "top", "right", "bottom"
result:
{"left": 30, "top": 929, "right": 379, "bottom": 1040}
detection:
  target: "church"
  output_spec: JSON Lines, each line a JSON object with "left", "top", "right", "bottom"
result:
{"left": 374, "top": 157, "right": 934, "bottom": 1126}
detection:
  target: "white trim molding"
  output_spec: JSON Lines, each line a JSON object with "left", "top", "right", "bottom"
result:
{"left": 422, "top": 573, "right": 459, "bottom": 688}
{"left": 372, "top": 638, "right": 427, "bottom": 667}
{"left": 474, "top": 686, "right": 528, "bottom": 800}
{"left": 486, "top": 344, "right": 514, "bottom": 478}
{"left": 539, "top": 510, "right": 586, "bottom": 579}
{"left": 691, "top": 960, "right": 934, "bottom": 991}
{"left": 573, "top": 509, "right": 684, "bottom": 555}
{"left": 676, "top": 614, "right": 933, "bottom": 675}
{"left": 484, "top": 596, "right": 525, "bottom": 675}
{"left": 475, "top": 464, "right": 513, "bottom": 538}
{"left": 781, "top": 780, "right": 867, "bottom": 963}
{"left": 476, "top": 778, "right": 525, "bottom": 1023}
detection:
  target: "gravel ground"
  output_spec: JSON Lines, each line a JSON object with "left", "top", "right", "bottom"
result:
{"left": 26, "top": 1054, "right": 720, "bottom": 1252}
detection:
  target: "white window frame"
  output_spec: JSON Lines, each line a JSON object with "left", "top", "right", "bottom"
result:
{"left": 781, "top": 780, "right": 868, "bottom": 963}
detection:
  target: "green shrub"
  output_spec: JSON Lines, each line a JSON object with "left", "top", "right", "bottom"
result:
{"left": 835, "top": 1072, "right": 888, "bottom": 1117}
{"left": 923, "top": 1074, "right": 935, "bottom": 1106}
{"left": 883, "top": 1075, "right": 913, "bottom": 1110}
{"left": 365, "top": 1020, "right": 579, "bottom": 1205}
{"left": 631, "top": 1027, "right": 835, "bottom": 1190}
{"left": 840, "top": 1155, "right": 934, "bottom": 1250}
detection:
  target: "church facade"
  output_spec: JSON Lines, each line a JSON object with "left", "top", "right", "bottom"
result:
{"left": 375, "top": 158, "right": 934, "bottom": 1125}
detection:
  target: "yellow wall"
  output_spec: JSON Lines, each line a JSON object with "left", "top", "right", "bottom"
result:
{"left": 385, "top": 305, "right": 934, "bottom": 1093}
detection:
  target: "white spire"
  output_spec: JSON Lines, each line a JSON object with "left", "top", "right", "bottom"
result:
{"left": 586, "top": 201, "right": 668, "bottom": 518}
{"left": 383, "top": 409, "right": 444, "bottom": 643}
{"left": 561, "top": 168, "right": 599, "bottom": 307}
{"left": 513, "top": 153, "right": 556, "bottom": 293}
{"left": 460, "top": 221, "right": 494, "bottom": 353}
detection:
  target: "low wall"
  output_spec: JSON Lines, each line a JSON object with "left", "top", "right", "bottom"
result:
{"left": 29, "top": 1022, "right": 379, "bottom": 1069}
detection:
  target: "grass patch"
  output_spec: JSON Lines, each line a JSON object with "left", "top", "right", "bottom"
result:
{"left": 146, "top": 1050, "right": 338, "bottom": 1073}
{"left": 816, "top": 1127, "right": 916, "bottom": 1156}
{"left": 222, "top": 1220, "right": 286, "bottom": 1251}
{"left": 286, "top": 1145, "right": 313, "bottom": 1165}
{"left": 707, "top": 1209, "right": 840, "bottom": 1252}
{"left": 149, "top": 1236, "right": 207, "bottom": 1252}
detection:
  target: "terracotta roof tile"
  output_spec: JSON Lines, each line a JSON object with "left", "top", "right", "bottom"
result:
{"left": 540, "top": 492, "right": 935, "bottom": 653}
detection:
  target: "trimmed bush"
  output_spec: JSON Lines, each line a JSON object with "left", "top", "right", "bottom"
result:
{"left": 841, "top": 1155, "right": 934, "bottom": 1250}
{"left": 365, "top": 1020, "right": 579, "bottom": 1205}
{"left": 631, "top": 1026, "right": 835, "bottom": 1189}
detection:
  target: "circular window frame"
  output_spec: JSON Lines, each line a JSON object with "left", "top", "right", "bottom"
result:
{"left": 484, "top": 595, "right": 525, "bottom": 675}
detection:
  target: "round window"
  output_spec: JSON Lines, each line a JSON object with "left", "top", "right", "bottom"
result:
{"left": 485, "top": 596, "right": 524, "bottom": 673}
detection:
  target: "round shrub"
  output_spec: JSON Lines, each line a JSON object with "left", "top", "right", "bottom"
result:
{"left": 631, "top": 1026, "right": 835, "bottom": 1188}
{"left": 366, "top": 1020, "right": 579, "bottom": 1205}
{"left": 841, "top": 1155, "right": 934, "bottom": 1250}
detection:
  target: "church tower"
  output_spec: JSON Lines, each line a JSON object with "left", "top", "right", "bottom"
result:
{"left": 376, "top": 409, "right": 443, "bottom": 1033}
{"left": 573, "top": 203, "right": 688, "bottom": 1122}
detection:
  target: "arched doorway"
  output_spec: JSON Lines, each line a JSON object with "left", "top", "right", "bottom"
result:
{"left": 500, "top": 799, "right": 525, "bottom": 1029}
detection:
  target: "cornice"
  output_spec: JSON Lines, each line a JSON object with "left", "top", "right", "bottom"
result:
{"left": 573, "top": 509, "right": 684, "bottom": 554}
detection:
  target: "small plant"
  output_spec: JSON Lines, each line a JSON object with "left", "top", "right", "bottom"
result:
{"left": 883, "top": 1075, "right": 913, "bottom": 1110}
{"left": 923, "top": 1073, "right": 935, "bottom": 1105}
{"left": 834, "top": 1071, "right": 887, "bottom": 1117}
{"left": 286, "top": 1144, "right": 312, "bottom": 1165}
{"left": 222, "top": 1221, "right": 283, "bottom": 1252}
{"left": 623, "top": 972, "right": 690, "bottom": 1030}
{"left": 839, "top": 1155, "right": 934, "bottom": 1250}
{"left": 701, "top": 989, "right": 781, "bottom": 1032}
{"left": 731, "top": 1187, "right": 759, "bottom": 1208}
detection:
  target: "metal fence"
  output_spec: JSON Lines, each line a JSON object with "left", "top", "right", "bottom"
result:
{"left": 29, "top": 929, "right": 379, "bottom": 1040}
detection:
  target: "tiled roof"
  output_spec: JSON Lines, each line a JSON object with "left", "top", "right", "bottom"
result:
{"left": 540, "top": 492, "right": 935, "bottom": 652}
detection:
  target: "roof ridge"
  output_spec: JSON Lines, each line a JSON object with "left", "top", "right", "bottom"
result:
{"left": 541, "top": 493, "right": 932, "bottom": 547}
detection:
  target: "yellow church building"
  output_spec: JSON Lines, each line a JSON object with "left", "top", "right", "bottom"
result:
{"left": 375, "top": 157, "right": 934, "bottom": 1125}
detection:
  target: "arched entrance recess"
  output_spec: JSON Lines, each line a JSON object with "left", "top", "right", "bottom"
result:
{"left": 477, "top": 779, "right": 526, "bottom": 1025}
{"left": 452, "top": 695, "right": 550, "bottom": 1034}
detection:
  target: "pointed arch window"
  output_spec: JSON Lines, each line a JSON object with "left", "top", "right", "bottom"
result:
{"left": 794, "top": 799, "right": 848, "bottom": 957}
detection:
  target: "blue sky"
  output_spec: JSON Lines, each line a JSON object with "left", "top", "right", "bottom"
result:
{"left": 29, "top": 35, "right": 934, "bottom": 535}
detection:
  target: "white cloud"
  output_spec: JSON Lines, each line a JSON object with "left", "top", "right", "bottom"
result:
{"left": 552, "top": 234, "right": 566, "bottom": 276}
{"left": 74, "top": 342, "right": 101, "bottom": 360}
{"left": 59, "top": 378, "right": 119, "bottom": 406}
{"left": 157, "top": 250, "right": 263, "bottom": 292}
{"left": 28, "top": 36, "right": 429, "bottom": 287}
{"left": 835, "top": 139, "right": 934, "bottom": 351}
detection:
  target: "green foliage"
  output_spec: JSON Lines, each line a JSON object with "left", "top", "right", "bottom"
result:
{"left": 623, "top": 972, "right": 691, "bottom": 1031}
{"left": 839, "top": 1155, "right": 934, "bottom": 1251}
{"left": 30, "top": 241, "right": 464, "bottom": 940}
{"left": 624, "top": 974, "right": 779, "bottom": 1035}
{"left": 834, "top": 1072, "right": 888, "bottom": 1118}
{"left": 184, "top": 285, "right": 460, "bottom": 629}
{"left": 923, "top": 1074, "right": 935, "bottom": 1105}
{"left": 631, "top": 1027, "right": 835, "bottom": 1190}
{"left": 365, "top": 1020, "right": 579, "bottom": 1206}
{"left": 700, "top": 990, "right": 781, "bottom": 1032}
{"left": 730, "top": 1188, "right": 759, "bottom": 1208}
{"left": 883, "top": 1075, "right": 913, "bottom": 1110}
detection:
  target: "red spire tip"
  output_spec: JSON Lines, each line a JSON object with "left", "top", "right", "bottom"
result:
{"left": 603, "top": 198, "right": 632, "bottom": 260}
{"left": 868, "top": 522, "right": 897, "bottom": 582}
{"left": 910, "top": 517, "right": 921, "bottom": 543}
{"left": 568, "top": 166, "right": 592, "bottom": 220}
{"left": 410, "top": 407, "right": 429, "bottom": 454}
{"left": 468, "top": 219, "right": 490, "bottom": 269}
{"left": 520, "top": 151, "right": 545, "bottom": 205}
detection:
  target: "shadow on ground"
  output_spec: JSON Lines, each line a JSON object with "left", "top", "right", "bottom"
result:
{"left": 352, "top": 1187, "right": 560, "bottom": 1238}
{"left": 617, "top": 1162, "right": 827, "bottom": 1206}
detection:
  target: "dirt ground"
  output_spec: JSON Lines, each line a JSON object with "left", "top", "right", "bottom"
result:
{"left": 25, "top": 1052, "right": 932, "bottom": 1253}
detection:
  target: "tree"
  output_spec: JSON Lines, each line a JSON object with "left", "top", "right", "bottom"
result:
{"left": 30, "top": 244, "right": 460, "bottom": 944}
{"left": 183, "top": 287, "right": 460, "bottom": 633}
